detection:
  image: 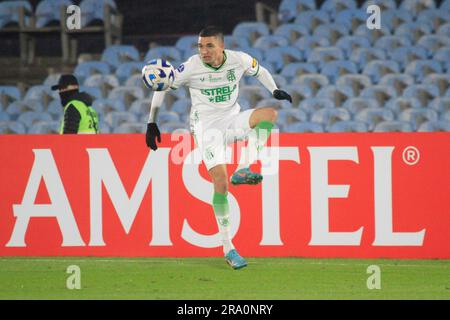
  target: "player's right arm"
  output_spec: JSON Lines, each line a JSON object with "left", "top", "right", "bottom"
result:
{"left": 145, "top": 59, "right": 192, "bottom": 150}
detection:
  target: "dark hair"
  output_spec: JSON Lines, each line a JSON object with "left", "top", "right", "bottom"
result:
{"left": 199, "top": 26, "right": 224, "bottom": 42}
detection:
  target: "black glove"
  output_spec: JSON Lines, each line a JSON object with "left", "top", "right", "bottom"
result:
{"left": 273, "top": 89, "right": 292, "bottom": 103}
{"left": 146, "top": 122, "right": 161, "bottom": 150}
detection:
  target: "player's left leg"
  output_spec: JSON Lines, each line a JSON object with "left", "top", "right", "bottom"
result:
{"left": 231, "top": 107, "right": 278, "bottom": 185}
{"left": 208, "top": 164, "right": 247, "bottom": 269}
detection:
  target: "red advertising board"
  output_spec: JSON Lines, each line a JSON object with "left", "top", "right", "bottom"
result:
{"left": 0, "top": 132, "right": 449, "bottom": 258}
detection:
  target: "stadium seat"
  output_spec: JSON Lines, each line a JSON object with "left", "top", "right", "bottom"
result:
{"left": 256, "top": 98, "right": 291, "bottom": 110}
{"left": 381, "top": 9, "right": 413, "bottom": 31}
{"left": 274, "top": 24, "right": 309, "bottom": 44}
{"left": 239, "top": 85, "right": 272, "bottom": 107}
{"left": 28, "top": 121, "right": 60, "bottom": 134}
{"left": 442, "top": 110, "right": 450, "bottom": 122}
{"left": 128, "top": 98, "right": 155, "bottom": 117}
{"left": 0, "top": 111, "right": 9, "bottom": 121}
{"left": 328, "top": 120, "right": 369, "bottom": 132}
{"left": 159, "top": 121, "right": 188, "bottom": 133}
{"left": 320, "top": 0, "right": 357, "bottom": 17}
{"left": 311, "top": 107, "right": 351, "bottom": 130}
{"left": 429, "top": 97, "right": 450, "bottom": 115}
{"left": 416, "top": 9, "right": 450, "bottom": 31}
{"left": 293, "top": 74, "right": 329, "bottom": 96}
{"left": 306, "top": 47, "right": 344, "bottom": 68}
{"left": 92, "top": 98, "right": 126, "bottom": 115}
{"left": 299, "top": 97, "right": 334, "bottom": 117}
{"left": 232, "top": 22, "right": 269, "bottom": 45}
{"left": 342, "top": 97, "right": 379, "bottom": 115}
{"left": 171, "top": 99, "right": 190, "bottom": 121}
{"left": 334, "top": 9, "right": 368, "bottom": 33}
{"left": 114, "top": 122, "right": 145, "bottom": 134}
{"left": 354, "top": 24, "right": 391, "bottom": 45}
{"left": 0, "top": 1, "right": 32, "bottom": 29}
{"left": 6, "top": 100, "right": 44, "bottom": 120}
{"left": 294, "top": 35, "right": 331, "bottom": 59}
{"left": 295, "top": 10, "right": 330, "bottom": 32}
{"left": 254, "top": 35, "right": 290, "bottom": 50}
{"left": 17, "top": 111, "right": 53, "bottom": 127}
{"left": 124, "top": 74, "right": 146, "bottom": 91}
{"left": 43, "top": 73, "right": 63, "bottom": 87}
{"left": 349, "top": 48, "right": 386, "bottom": 72}
{"left": 360, "top": 85, "right": 397, "bottom": 107}
{"left": 78, "top": 86, "right": 102, "bottom": 100}
{"left": 80, "top": 0, "right": 117, "bottom": 27}
{"left": 398, "top": 108, "right": 439, "bottom": 131}
{"left": 107, "top": 86, "right": 144, "bottom": 106}
{"left": 385, "top": 97, "right": 422, "bottom": 117}
{"left": 74, "top": 61, "right": 111, "bottom": 84}
{"left": 313, "top": 23, "right": 350, "bottom": 45}
{"left": 379, "top": 74, "right": 415, "bottom": 96}
{"left": 158, "top": 111, "right": 180, "bottom": 125}
{"left": 320, "top": 60, "right": 358, "bottom": 84}
{"left": 363, "top": 60, "right": 400, "bottom": 84}
{"left": 175, "top": 35, "right": 198, "bottom": 58}
{"left": 280, "top": 63, "right": 318, "bottom": 81}
{"left": 115, "top": 61, "right": 145, "bottom": 84}
{"left": 285, "top": 84, "right": 315, "bottom": 106}
{"left": 103, "top": 111, "right": 137, "bottom": 128}
{"left": 278, "top": 0, "right": 316, "bottom": 23}
{"left": 224, "top": 35, "right": 251, "bottom": 50}
{"left": 336, "top": 74, "right": 372, "bottom": 97}
{"left": 399, "top": 0, "right": 436, "bottom": 17}
{"left": 417, "top": 120, "right": 450, "bottom": 132}
{"left": 316, "top": 85, "right": 354, "bottom": 107}
{"left": 402, "top": 84, "right": 440, "bottom": 108}
{"left": 362, "top": 0, "right": 396, "bottom": 11}
{"left": 276, "top": 109, "right": 308, "bottom": 127}
{"left": 373, "top": 120, "right": 414, "bottom": 132}
{"left": 395, "top": 21, "right": 433, "bottom": 44}
{"left": 35, "top": 0, "right": 72, "bottom": 28}
{"left": 405, "top": 60, "right": 443, "bottom": 82}
{"left": 46, "top": 99, "right": 64, "bottom": 120}
{"left": 84, "top": 74, "right": 120, "bottom": 98}
{"left": 101, "top": 45, "right": 140, "bottom": 70}
{"left": 437, "top": 23, "right": 450, "bottom": 37}
{"left": 335, "top": 35, "right": 371, "bottom": 59}
{"left": 241, "top": 47, "right": 264, "bottom": 63}
{"left": 24, "top": 85, "right": 57, "bottom": 108}
{"left": 374, "top": 35, "right": 412, "bottom": 53}
{"left": 0, "top": 86, "right": 21, "bottom": 105}
{"left": 264, "top": 46, "right": 303, "bottom": 72}
{"left": 0, "top": 121, "right": 26, "bottom": 134}
{"left": 390, "top": 46, "right": 429, "bottom": 71}
{"left": 144, "top": 46, "right": 182, "bottom": 65}
{"left": 441, "top": 0, "right": 450, "bottom": 9}
{"left": 284, "top": 121, "right": 324, "bottom": 133}
{"left": 355, "top": 107, "right": 395, "bottom": 131}
{"left": 417, "top": 35, "right": 450, "bottom": 56}
{"left": 423, "top": 74, "right": 450, "bottom": 96}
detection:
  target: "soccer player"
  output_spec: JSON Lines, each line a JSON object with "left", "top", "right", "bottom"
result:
{"left": 145, "top": 26, "right": 292, "bottom": 269}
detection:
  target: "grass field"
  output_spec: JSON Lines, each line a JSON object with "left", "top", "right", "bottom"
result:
{"left": 0, "top": 257, "right": 449, "bottom": 299}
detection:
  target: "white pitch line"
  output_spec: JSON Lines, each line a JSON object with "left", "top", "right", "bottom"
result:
{"left": 0, "top": 258, "right": 449, "bottom": 268}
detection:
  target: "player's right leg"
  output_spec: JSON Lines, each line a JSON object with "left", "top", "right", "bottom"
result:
{"left": 208, "top": 164, "right": 247, "bottom": 270}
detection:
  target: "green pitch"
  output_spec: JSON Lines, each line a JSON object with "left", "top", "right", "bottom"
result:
{"left": 0, "top": 257, "right": 449, "bottom": 299}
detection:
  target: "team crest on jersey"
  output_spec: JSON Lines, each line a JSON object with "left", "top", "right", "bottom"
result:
{"left": 177, "top": 64, "right": 185, "bottom": 72}
{"left": 227, "top": 69, "right": 236, "bottom": 82}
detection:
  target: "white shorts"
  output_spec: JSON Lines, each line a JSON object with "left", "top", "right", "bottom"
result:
{"left": 190, "top": 104, "right": 255, "bottom": 171}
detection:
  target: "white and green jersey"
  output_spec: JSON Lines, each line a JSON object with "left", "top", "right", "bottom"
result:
{"left": 171, "top": 49, "right": 260, "bottom": 116}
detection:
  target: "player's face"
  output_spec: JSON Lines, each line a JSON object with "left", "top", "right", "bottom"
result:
{"left": 198, "top": 36, "right": 224, "bottom": 66}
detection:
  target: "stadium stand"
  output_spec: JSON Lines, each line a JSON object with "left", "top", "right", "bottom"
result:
{"left": 0, "top": 0, "right": 449, "bottom": 134}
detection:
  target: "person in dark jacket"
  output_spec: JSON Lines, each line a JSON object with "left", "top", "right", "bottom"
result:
{"left": 51, "top": 74, "right": 99, "bottom": 134}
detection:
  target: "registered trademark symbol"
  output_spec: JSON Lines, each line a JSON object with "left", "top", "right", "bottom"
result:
{"left": 402, "top": 146, "right": 420, "bottom": 165}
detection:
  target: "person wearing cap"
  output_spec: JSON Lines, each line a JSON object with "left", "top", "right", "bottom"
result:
{"left": 52, "top": 74, "right": 99, "bottom": 134}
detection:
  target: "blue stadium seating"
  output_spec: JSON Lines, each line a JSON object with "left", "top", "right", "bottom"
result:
{"left": 274, "top": 24, "right": 309, "bottom": 44}
{"left": 35, "top": 0, "right": 72, "bottom": 28}
{"left": 0, "top": 1, "right": 32, "bottom": 28}
{"left": 101, "top": 45, "right": 140, "bottom": 70}
{"left": 336, "top": 35, "right": 371, "bottom": 59}
{"left": 299, "top": 97, "right": 334, "bottom": 116}
{"left": 328, "top": 120, "right": 369, "bottom": 132}
{"left": 254, "top": 35, "right": 290, "bottom": 50}
{"left": 80, "top": 0, "right": 117, "bottom": 27}
{"left": 278, "top": 0, "right": 316, "bottom": 24}
{"left": 284, "top": 122, "right": 324, "bottom": 133}
{"left": 355, "top": 107, "right": 395, "bottom": 131}
{"left": 232, "top": 22, "right": 269, "bottom": 45}
{"left": 295, "top": 10, "right": 330, "bottom": 32}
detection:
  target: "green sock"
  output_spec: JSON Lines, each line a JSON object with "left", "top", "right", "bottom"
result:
{"left": 212, "top": 192, "right": 234, "bottom": 254}
{"left": 237, "top": 121, "right": 274, "bottom": 171}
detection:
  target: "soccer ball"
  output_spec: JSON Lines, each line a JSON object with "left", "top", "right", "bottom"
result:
{"left": 141, "top": 59, "right": 175, "bottom": 91}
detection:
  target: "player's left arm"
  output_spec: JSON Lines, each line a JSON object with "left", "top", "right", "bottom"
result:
{"left": 241, "top": 52, "right": 292, "bottom": 103}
